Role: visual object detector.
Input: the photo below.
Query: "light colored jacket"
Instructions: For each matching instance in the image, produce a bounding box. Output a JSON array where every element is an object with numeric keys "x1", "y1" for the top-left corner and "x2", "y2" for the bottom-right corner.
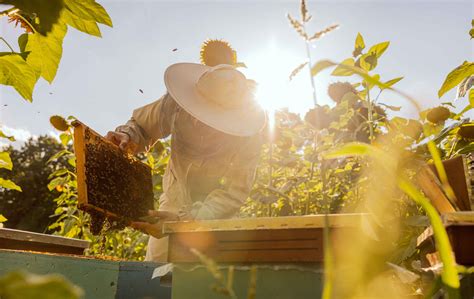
[{"x1": 116, "y1": 93, "x2": 263, "y2": 221}]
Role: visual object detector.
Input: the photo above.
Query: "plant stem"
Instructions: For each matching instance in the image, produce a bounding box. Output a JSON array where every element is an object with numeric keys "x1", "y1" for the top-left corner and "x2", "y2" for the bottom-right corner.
[
  {"x1": 303, "y1": 25, "x2": 318, "y2": 107},
  {"x1": 0, "y1": 37, "x2": 14, "y2": 52},
  {"x1": 366, "y1": 86, "x2": 375, "y2": 142}
]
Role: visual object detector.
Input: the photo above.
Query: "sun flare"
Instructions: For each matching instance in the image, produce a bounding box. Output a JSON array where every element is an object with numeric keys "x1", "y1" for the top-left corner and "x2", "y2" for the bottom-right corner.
[{"x1": 241, "y1": 43, "x2": 316, "y2": 122}]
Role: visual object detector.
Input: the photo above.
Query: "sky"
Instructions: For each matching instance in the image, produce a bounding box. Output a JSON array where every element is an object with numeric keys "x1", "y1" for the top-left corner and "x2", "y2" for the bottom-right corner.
[{"x1": 0, "y1": 0, "x2": 473, "y2": 146}]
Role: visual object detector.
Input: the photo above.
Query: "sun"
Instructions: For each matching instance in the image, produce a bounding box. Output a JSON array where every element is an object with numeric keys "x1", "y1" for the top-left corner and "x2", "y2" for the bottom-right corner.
[{"x1": 241, "y1": 43, "x2": 314, "y2": 117}]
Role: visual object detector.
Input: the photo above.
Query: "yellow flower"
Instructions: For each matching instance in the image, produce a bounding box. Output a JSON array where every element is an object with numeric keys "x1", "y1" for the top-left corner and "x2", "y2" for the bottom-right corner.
[{"x1": 200, "y1": 39, "x2": 237, "y2": 67}]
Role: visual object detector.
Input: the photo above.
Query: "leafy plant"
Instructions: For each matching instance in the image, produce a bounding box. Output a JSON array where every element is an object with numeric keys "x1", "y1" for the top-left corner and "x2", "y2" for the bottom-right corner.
[{"x1": 0, "y1": 0, "x2": 112, "y2": 101}]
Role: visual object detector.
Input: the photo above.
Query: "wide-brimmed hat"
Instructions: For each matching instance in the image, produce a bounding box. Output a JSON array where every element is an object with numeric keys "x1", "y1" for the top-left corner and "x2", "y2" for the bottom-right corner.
[{"x1": 164, "y1": 63, "x2": 266, "y2": 137}]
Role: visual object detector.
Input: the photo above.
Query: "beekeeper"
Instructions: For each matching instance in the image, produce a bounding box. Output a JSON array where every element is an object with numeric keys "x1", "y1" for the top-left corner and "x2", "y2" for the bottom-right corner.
[{"x1": 105, "y1": 62, "x2": 266, "y2": 262}]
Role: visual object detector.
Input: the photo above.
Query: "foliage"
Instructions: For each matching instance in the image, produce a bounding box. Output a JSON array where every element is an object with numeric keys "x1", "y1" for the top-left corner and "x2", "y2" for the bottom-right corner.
[
  {"x1": 0, "y1": 270, "x2": 83, "y2": 299},
  {"x1": 0, "y1": 136, "x2": 70, "y2": 232},
  {"x1": 0, "y1": 0, "x2": 112, "y2": 101}
]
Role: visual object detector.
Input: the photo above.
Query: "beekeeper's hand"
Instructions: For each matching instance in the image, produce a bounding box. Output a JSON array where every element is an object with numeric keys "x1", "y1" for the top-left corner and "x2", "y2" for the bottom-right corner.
[
  {"x1": 105, "y1": 131, "x2": 130, "y2": 151},
  {"x1": 131, "y1": 210, "x2": 179, "y2": 239}
]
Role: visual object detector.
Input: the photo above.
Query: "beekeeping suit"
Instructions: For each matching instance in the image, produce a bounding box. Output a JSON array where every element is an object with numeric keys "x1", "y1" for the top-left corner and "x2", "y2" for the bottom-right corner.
[{"x1": 115, "y1": 63, "x2": 266, "y2": 262}]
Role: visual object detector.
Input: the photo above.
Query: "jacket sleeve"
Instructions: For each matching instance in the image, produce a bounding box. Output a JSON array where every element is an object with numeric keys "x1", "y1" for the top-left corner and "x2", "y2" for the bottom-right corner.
[
  {"x1": 115, "y1": 93, "x2": 176, "y2": 153},
  {"x1": 188, "y1": 135, "x2": 263, "y2": 220}
]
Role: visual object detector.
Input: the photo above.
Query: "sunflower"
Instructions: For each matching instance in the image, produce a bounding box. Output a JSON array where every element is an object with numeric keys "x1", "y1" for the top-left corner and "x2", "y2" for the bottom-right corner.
[
  {"x1": 327, "y1": 82, "x2": 357, "y2": 103},
  {"x1": 200, "y1": 39, "x2": 237, "y2": 67},
  {"x1": 50, "y1": 115, "x2": 70, "y2": 132}
]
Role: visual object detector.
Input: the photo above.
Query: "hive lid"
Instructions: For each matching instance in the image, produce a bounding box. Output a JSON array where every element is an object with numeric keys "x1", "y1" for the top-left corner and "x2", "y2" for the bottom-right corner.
[
  {"x1": 163, "y1": 213, "x2": 368, "y2": 234},
  {"x1": 0, "y1": 228, "x2": 89, "y2": 249}
]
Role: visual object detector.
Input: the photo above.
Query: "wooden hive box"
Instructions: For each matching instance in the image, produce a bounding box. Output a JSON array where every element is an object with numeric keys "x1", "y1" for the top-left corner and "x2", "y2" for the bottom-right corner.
[
  {"x1": 73, "y1": 120, "x2": 154, "y2": 223},
  {"x1": 0, "y1": 249, "x2": 171, "y2": 299},
  {"x1": 417, "y1": 212, "x2": 474, "y2": 266},
  {"x1": 163, "y1": 213, "x2": 366, "y2": 263}
]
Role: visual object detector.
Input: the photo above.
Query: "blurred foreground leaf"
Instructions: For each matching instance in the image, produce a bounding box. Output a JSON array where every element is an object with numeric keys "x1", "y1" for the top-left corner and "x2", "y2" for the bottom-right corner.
[{"x1": 0, "y1": 271, "x2": 83, "y2": 299}]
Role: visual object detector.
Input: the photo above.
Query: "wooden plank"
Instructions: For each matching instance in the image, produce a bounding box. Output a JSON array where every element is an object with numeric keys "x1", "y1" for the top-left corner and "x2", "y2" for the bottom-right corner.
[
  {"x1": 417, "y1": 212, "x2": 474, "y2": 266},
  {"x1": 73, "y1": 121, "x2": 88, "y2": 208},
  {"x1": 430, "y1": 155, "x2": 472, "y2": 211},
  {"x1": 416, "y1": 166, "x2": 456, "y2": 213},
  {"x1": 0, "y1": 228, "x2": 88, "y2": 248},
  {"x1": 163, "y1": 213, "x2": 366, "y2": 233}
]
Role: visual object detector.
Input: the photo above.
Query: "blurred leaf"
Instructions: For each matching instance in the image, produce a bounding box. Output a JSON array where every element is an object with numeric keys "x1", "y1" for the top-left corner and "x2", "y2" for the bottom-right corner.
[
  {"x1": 352, "y1": 32, "x2": 365, "y2": 57},
  {"x1": 469, "y1": 89, "x2": 474, "y2": 107},
  {"x1": 0, "y1": 130, "x2": 15, "y2": 141},
  {"x1": 0, "y1": 53, "x2": 38, "y2": 101},
  {"x1": 0, "y1": 178, "x2": 22, "y2": 191},
  {"x1": 438, "y1": 61, "x2": 474, "y2": 98},
  {"x1": 0, "y1": 271, "x2": 83, "y2": 299},
  {"x1": 0, "y1": 151, "x2": 13, "y2": 170},
  {"x1": 62, "y1": 8, "x2": 101, "y2": 37},
  {"x1": 398, "y1": 178, "x2": 460, "y2": 295},
  {"x1": 323, "y1": 142, "x2": 373, "y2": 159},
  {"x1": 367, "y1": 41, "x2": 390, "y2": 58},
  {"x1": 383, "y1": 77, "x2": 404, "y2": 89},
  {"x1": 311, "y1": 60, "x2": 336, "y2": 76},
  {"x1": 25, "y1": 21, "x2": 67, "y2": 83},
  {"x1": 0, "y1": 0, "x2": 64, "y2": 35},
  {"x1": 289, "y1": 62, "x2": 308, "y2": 81},
  {"x1": 0, "y1": 214, "x2": 6, "y2": 222},
  {"x1": 331, "y1": 58, "x2": 355, "y2": 76},
  {"x1": 64, "y1": 0, "x2": 112, "y2": 27}
]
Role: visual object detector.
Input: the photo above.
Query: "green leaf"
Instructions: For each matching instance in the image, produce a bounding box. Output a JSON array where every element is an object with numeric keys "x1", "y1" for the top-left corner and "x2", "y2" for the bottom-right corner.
[
  {"x1": 0, "y1": 151, "x2": 13, "y2": 170},
  {"x1": 0, "y1": 214, "x2": 6, "y2": 222},
  {"x1": 18, "y1": 34, "x2": 28, "y2": 53},
  {"x1": 0, "y1": 0, "x2": 64, "y2": 35},
  {"x1": 311, "y1": 60, "x2": 336, "y2": 76},
  {"x1": 469, "y1": 89, "x2": 474, "y2": 107},
  {"x1": 438, "y1": 61, "x2": 474, "y2": 98},
  {"x1": 331, "y1": 58, "x2": 355, "y2": 76},
  {"x1": 352, "y1": 32, "x2": 365, "y2": 57},
  {"x1": 48, "y1": 176, "x2": 68, "y2": 191},
  {"x1": 323, "y1": 142, "x2": 373, "y2": 159},
  {"x1": 62, "y1": 8, "x2": 101, "y2": 37},
  {"x1": 64, "y1": 0, "x2": 113, "y2": 27},
  {"x1": 59, "y1": 132, "x2": 72, "y2": 146},
  {"x1": 0, "y1": 178, "x2": 22, "y2": 191},
  {"x1": 25, "y1": 21, "x2": 67, "y2": 83},
  {"x1": 383, "y1": 77, "x2": 404, "y2": 89},
  {"x1": 47, "y1": 149, "x2": 72, "y2": 163},
  {"x1": 0, "y1": 54, "x2": 38, "y2": 101},
  {"x1": 367, "y1": 41, "x2": 390, "y2": 58},
  {"x1": 359, "y1": 53, "x2": 377, "y2": 71}
]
